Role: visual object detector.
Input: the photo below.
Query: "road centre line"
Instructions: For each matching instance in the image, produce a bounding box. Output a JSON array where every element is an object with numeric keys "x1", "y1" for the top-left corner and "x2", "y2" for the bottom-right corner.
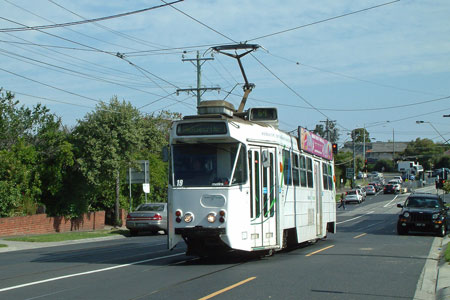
[
  {"x1": 0, "y1": 253, "x2": 184, "y2": 293},
  {"x1": 336, "y1": 211, "x2": 375, "y2": 225},
  {"x1": 198, "y1": 277, "x2": 256, "y2": 300},
  {"x1": 353, "y1": 233, "x2": 367, "y2": 239},
  {"x1": 305, "y1": 245, "x2": 335, "y2": 257},
  {"x1": 383, "y1": 195, "x2": 399, "y2": 207}
]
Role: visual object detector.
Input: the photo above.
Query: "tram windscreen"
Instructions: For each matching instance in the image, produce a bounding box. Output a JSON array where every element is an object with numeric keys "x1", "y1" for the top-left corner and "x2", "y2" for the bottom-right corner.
[{"x1": 172, "y1": 143, "x2": 247, "y2": 187}]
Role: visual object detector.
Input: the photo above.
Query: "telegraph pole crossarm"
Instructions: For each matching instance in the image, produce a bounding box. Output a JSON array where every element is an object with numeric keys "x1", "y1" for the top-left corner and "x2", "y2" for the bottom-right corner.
[{"x1": 177, "y1": 51, "x2": 221, "y2": 110}]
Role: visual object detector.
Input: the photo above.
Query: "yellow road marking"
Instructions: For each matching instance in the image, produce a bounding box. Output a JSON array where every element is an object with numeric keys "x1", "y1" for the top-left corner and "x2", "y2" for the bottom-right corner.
[
  {"x1": 305, "y1": 245, "x2": 334, "y2": 257},
  {"x1": 198, "y1": 277, "x2": 257, "y2": 300},
  {"x1": 354, "y1": 233, "x2": 367, "y2": 239}
]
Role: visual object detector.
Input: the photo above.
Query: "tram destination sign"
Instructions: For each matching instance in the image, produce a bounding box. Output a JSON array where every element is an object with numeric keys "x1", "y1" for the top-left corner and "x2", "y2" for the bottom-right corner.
[
  {"x1": 298, "y1": 127, "x2": 333, "y2": 161},
  {"x1": 177, "y1": 122, "x2": 227, "y2": 136}
]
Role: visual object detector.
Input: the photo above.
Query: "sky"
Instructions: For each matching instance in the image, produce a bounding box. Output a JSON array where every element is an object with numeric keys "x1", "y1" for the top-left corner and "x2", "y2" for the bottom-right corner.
[{"x1": 1, "y1": 0, "x2": 449, "y2": 147}]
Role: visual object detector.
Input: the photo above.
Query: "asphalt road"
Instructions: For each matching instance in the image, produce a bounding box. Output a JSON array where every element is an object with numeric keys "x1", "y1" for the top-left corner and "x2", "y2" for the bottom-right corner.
[{"x1": 0, "y1": 188, "x2": 439, "y2": 300}]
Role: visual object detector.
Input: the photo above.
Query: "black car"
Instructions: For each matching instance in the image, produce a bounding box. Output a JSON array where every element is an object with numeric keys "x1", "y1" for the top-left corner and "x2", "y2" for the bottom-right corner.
[
  {"x1": 397, "y1": 193, "x2": 449, "y2": 237},
  {"x1": 384, "y1": 184, "x2": 397, "y2": 194}
]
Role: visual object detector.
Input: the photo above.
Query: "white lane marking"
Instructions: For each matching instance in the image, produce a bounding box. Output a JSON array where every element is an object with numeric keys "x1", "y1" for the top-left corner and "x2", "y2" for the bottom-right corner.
[
  {"x1": 383, "y1": 195, "x2": 399, "y2": 208},
  {"x1": 336, "y1": 211, "x2": 375, "y2": 225},
  {"x1": 0, "y1": 253, "x2": 184, "y2": 293}
]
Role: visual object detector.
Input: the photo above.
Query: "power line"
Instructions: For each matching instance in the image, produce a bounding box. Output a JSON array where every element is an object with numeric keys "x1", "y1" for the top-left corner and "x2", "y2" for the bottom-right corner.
[
  {"x1": 2, "y1": 32, "x2": 161, "y2": 86},
  {"x1": 0, "y1": 67, "x2": 102, "y2": 104},
  {"x1": 265, "y1": 51, "x2": 445, "y2": 98},
  {"x1": 0, "y1": 48, "x2": 174, "y2": 99},
  {"x1": 0, "y1": 1, "x2": 183, "y2": 32},
  {"x1": 250, "y1": 53, "x2": 351, "y2": 132},
  {"x1": 3, "y1": 0, "x2": 142, "y2": 52},
  {"x1": 247, "y1": 0, "x2": 401, "y2": 42},
  {"x1": 8, "y1": 90, "x2": 117, "y2": 113},
  {"x1": 47, "y1": 0, "x2": 170, "y2": 50},
  {"x1": 161, "y1": 0, "x2": 236, "y2": 43}
]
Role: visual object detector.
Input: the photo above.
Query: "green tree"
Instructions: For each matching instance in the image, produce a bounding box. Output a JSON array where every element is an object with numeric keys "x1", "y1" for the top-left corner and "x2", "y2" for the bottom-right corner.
[
  {"x1": 72, "y1": 97, "x2": 145, "y2": 225},
  {"x1": 374, "y1": 159, "x2": 395, "y2": 172},
  {"x1": 401, "y1": 138, "x2": 443, "y2": 170},
  {"x1": 313, "y1": 120, "x2": 339, "y2": 143},
  {"x1": 351, "y1": 128, "x2": 370, "y2": 143},
  {"x1": 0, "y1": 140, "x2": 41, "y2": 216},
  {"x1": 334, "y1": 151, "x2": 354, "y2": 188}
]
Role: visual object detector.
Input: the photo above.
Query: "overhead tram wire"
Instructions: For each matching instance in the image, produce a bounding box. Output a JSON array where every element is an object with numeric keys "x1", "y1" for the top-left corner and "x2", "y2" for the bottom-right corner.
[
  {"x1": 226, "y1": 89, "x2": 450, "y2": 112},
  {"x1": 0, "y1": 67, "x2": 103, "y2": 104},
  {"x1": 8, "y1": 90, "x2": 118, "y2": 113},
  {"x1": 3, "y1": 0, "x2": 143, "y2": 52},
  {"x1": 0, "y1": 1, "x2": 184, "y2": 32},
  {"x1": 246, "y1": 0, "x2": 401, "y2": 42},
  {"x1": 0, "y1": 39, "x2": 101, "y2": 52},
  {"x1": 1, "y1": 36, "x2": 157, "y2": 88},
  {"x1": 250, "y1": 53, "x2": 350, "y2": 132},
  {"x1": 47, "y1": 0, "x2": 170, "y2": 51},
  {"x1": 161, "y1": 1, "x2": 356, "y2": 133},
  {"x1": 0, "y1": 49, "x2": 177, "y2": 99},
  {"x1": 1, "y1": 16, "x2": 191, "y2": 111},
  {"x1": 265, "y1": 51, "x2": 445, "y2": 98},
  {"x1": 2, "y1": 32, "x2": 163, "y2": 86}
]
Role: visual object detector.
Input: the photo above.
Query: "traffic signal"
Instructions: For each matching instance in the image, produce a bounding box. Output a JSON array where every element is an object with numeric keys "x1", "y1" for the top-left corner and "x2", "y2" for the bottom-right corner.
[
  {"x1": 364, "y1": 159, "x2": 368, "y2": 172},
  {"x1": 436, "y1": 178, "x2": 446, "y2": 189},
  {"x1": 332, "y1": 143, "x2": 338, "y2": 154}
]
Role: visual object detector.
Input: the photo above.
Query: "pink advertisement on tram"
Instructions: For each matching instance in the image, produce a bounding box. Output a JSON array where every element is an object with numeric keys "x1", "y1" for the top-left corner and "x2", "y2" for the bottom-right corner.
[{"x1": 298, "y1": 127, "x2": 333, "y2": 161}]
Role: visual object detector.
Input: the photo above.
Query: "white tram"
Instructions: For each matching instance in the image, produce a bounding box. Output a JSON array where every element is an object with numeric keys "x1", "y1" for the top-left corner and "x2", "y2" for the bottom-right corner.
[{"x1": 167, "y1": 101, "x2": 336, "y2": 256}]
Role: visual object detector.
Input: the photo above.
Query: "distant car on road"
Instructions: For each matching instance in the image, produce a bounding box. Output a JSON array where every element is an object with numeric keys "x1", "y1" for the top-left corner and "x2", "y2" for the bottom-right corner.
[
  {"x1": 397, "y1": 193, "x2": 448, "y2": 236},
  {"x1": 365, "y1": 185, "x2": 376, "y2": 195},
  {"x1": 384, "y1": 184, "x2": 398, "y2": 194},
  {"x1": 344, "y1": 189, "x2": 363, "y2": 204},
  {"x1": 126, "y1": 203, "x2": 168, "y2": 236}
]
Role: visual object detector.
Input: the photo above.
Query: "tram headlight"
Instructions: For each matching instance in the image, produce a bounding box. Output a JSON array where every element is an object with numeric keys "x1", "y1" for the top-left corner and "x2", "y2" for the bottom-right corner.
[
  {"x1": 184, "y1": 212, "x2": 194, "y2": 223},
  {"x1": 207, "y1": 212, "x2": 216, "y2": 223}
]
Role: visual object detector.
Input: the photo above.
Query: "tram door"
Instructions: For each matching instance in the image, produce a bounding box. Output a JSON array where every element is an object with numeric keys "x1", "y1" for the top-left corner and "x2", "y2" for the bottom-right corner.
[
  {"x1": 314, "y1": 161, "x2": 323, "y2": 237},
  {"x1": 249, "y1": 147, "x2": 277, "y2": 248}
]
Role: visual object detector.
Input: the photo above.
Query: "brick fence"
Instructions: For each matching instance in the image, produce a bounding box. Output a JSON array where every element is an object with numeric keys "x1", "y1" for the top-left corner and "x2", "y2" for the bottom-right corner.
[{"x1": 0, "y1": 211, "x2": 106, "y2": 238}]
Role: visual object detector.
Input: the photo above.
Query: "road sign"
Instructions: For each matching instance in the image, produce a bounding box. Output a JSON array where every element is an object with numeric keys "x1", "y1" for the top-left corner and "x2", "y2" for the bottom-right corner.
[
  {"x1": 127, "y1": 160, "x2": 149, "y2": 184},
  {"x1": 346, "y1": 167, "x2": 354, "y2": 179}
]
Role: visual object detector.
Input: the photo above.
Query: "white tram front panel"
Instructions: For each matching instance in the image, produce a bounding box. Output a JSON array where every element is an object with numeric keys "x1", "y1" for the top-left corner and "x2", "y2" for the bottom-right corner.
[{"x1": 167, "y1": 118, "x2": 336, "y2": 254}]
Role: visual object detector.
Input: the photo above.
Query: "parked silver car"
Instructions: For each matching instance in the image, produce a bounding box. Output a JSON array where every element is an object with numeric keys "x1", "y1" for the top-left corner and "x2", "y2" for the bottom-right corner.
[{"x1": 126, "y1": 203, "x2": 167, "y2": 236}]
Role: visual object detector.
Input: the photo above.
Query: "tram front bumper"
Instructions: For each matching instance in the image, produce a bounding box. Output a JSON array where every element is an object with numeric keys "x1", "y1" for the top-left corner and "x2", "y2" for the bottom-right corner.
[{"x1": 175, "y1": 227, "x2": 226, "y2": 236}]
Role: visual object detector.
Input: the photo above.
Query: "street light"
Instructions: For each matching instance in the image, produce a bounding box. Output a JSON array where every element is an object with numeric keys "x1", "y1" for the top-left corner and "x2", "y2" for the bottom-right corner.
[{"x1": 416, "y1": 121, "x2": 448, "y2": 144}]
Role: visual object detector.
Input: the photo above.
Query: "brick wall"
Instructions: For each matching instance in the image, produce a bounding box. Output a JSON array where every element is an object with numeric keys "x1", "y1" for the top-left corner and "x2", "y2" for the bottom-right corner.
[{"x1": 0, "y1": 211, "x2": 105, "y2": 238}]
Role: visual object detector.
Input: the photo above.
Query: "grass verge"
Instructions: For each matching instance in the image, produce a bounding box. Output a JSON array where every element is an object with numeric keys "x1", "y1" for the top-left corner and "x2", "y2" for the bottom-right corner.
[
  {"x1": 0, "y1": 244, "x2": 7, "y2": 248},
  {"x1": 445, "y1": 241, "x2": 450, "y2": 263},
  {"x1": 4, "y1": 229, "x2": 128, "y2": 243}
]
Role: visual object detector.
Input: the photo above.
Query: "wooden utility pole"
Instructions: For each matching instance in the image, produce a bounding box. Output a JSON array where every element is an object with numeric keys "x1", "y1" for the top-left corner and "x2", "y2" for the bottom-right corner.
[{"x1": 177, "y1": 51, "x2": 220, "y2": 111}]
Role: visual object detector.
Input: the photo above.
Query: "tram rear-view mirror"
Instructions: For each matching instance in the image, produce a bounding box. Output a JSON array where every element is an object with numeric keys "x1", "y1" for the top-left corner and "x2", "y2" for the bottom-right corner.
[{"x1": 162, "y1": 146, "x2": 169, "y2": 162}]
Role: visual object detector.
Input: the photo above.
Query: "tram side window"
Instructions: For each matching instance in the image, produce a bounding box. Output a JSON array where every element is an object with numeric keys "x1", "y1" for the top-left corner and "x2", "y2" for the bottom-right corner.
[
  {"x1": 300, "y1": 155, "x2": 307, "y2": 187},
  {"x1": 322, "y1": 163, "x2": 329, "y2": 190},
  {"x1": 328, "y1": 164, "x2": 334, "y2": 190},
  {"x1": 293, "y1": 154, "x2": 300, "y2": 186},
  {"x1": 283, "y1": 150, "x2": 292, "y2": 185},
  {"x1": 307, "y1": 157, "x2": 314, "y2": 188}
]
